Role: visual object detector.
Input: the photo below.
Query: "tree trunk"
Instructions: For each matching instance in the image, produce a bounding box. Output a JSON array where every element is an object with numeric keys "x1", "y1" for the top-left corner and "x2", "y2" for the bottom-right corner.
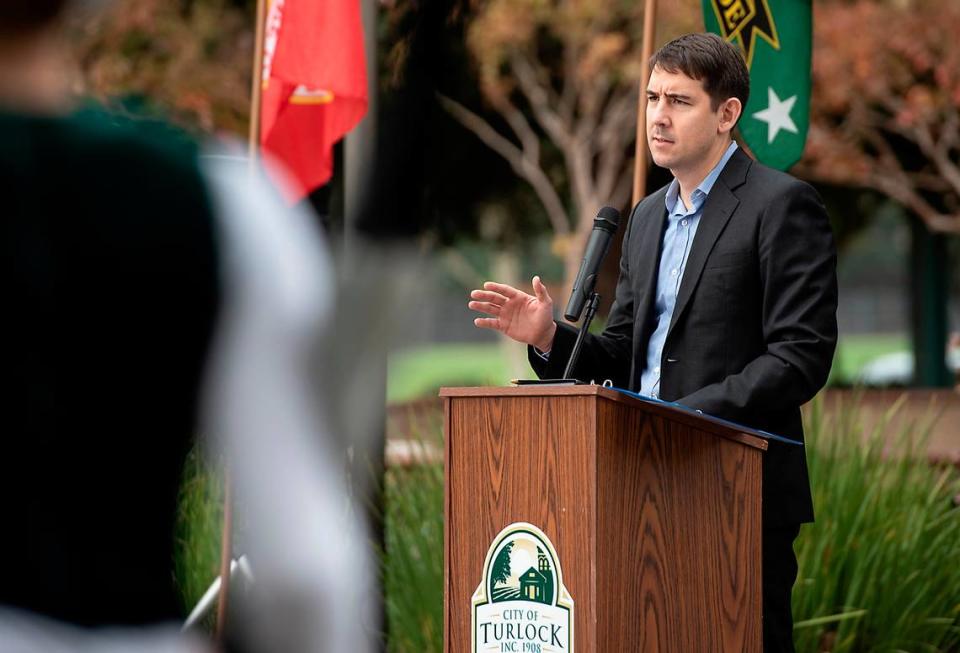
[{"x1": 560, "y1": 209, "x2": 601, "y2": 323}]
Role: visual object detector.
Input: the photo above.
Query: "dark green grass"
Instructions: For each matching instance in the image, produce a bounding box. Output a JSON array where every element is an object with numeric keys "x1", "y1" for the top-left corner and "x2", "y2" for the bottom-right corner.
[
  {"x1": 174, "y1": 447, "x2": 224, "y2": 628},
  {"x1": 386, "y1": 335, "x2": 910, "y2": 404},
  {"x1": 793, "y1": 395, "x2": 960, "y2": 652}
]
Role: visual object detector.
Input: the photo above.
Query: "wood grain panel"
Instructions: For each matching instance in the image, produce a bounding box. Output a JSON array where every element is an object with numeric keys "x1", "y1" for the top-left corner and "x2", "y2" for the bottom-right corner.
[
  {"x1": 445, "y1": 395, "x2": 598, "y2": 652},
  {"x1": 596, "y1": 399, "x2": 762, "y2": 652}
]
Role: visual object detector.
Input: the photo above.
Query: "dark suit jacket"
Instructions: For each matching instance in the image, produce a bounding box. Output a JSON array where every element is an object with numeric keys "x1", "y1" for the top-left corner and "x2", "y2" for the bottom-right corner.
[{"x1": 530, "y1": 147, "x2": 838, "y2": 527}]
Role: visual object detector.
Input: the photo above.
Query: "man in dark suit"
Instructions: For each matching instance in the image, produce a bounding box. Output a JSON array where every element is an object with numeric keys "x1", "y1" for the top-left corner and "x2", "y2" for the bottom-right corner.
[{"x1": 469, "y1": 33, "x2": 838, "y2": 652}]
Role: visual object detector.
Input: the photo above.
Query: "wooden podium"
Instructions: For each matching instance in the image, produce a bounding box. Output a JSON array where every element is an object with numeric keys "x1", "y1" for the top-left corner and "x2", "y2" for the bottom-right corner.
[{"x1": 441, "y1": 385, "x2": 768, "y2": 652}]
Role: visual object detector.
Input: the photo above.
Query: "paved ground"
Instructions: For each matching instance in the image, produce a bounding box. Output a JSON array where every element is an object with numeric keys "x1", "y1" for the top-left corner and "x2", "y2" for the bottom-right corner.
[
  {"x1": 386, "y1": 389, "x2": 960, "y2": 466},
  {"x1": 818, "y1": 388, "x2": 960, "y2": 460}
]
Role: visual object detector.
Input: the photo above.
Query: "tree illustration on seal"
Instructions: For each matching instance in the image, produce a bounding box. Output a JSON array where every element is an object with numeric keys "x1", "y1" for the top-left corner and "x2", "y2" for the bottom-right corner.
[{"x1": 491, "y1": 540, "x2": 513, "y2": 587}]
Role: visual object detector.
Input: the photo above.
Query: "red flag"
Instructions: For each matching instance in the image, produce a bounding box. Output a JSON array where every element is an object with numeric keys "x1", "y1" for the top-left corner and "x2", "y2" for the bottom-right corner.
[{"x1": 260, "y1": 0, "x2": 368, "y2": 202}]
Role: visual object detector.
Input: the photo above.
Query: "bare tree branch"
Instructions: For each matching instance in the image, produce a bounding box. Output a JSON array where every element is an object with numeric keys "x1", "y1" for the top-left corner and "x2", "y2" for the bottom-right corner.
[
  {"x1": 449, "y1": 3, "x2": 651, "y2": 287},
  {"x1": 594, "y1": 88, "x2": 636, "y2": 155},
  {"x1": 937, "y1": 106, "x2": 959, "y2": 157},
  {"x1": 574, "y1": 74, "x2": 611, "y2": 146},
  {"x1": 868, "y1": 173, "x2": 960, "y2": 234},
  {"x1": 595, "y1": 87, "x2": 636, "y2": 200},
  {"x1": 510, "y1": 52, "x2": 570, "y2": 147},
  {"x1": 799, "y1": 117, "x2": 960, "y2": 234},
  {"x1": 438, "y1": 93, "x2": 571, "y2": 237},
  {"x1": 510, "y1": 51, "x2": 607, "y2": 220},
  {"x1": 568, "y1": 139, "x2": 597, "y2": 218},
  {"x1": 911, "y1": 120, "x2": 960, "y2": 197},
  {"x1": 846, "y1": 104, "x2": 960, "y2": 233},
  {"x1": 492, "y1": 95, "x2": 541, "y2": 165},
  {"x1": 904, "y1": 171, "x2": 952, "y2": 192},
  {"x1": 559, "y1": 44, "x2": 579, "y2": 127},
  {"x1": 610, "y1": 165, "x2": 635, "y2": 213},
  {"x1": 441, "y1": 247, "x2": 486, "y2": 289}
]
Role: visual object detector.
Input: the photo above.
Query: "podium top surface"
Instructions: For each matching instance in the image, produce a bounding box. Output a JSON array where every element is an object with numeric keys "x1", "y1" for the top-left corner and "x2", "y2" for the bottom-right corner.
[{"x1": 439, "y1": 385, "x2": 768, "y2": 451}]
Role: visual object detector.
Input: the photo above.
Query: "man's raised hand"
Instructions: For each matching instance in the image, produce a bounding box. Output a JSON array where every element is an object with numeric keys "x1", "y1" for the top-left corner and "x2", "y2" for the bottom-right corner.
[{"x1": 468, "y1": 276, "x2": 557, "y2": 352}]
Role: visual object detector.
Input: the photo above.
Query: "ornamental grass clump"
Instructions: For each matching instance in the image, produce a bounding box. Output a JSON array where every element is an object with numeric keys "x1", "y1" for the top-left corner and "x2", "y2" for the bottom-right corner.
[
  {"x1": 384, "y1": 454, "x2": 444, "y2": 653},
  {"x1": 794, "y1": 394, "x2": 960, "y2": 652},
  {"x1": 174, "y1": 447, "x2": 225, "y2": 624}
]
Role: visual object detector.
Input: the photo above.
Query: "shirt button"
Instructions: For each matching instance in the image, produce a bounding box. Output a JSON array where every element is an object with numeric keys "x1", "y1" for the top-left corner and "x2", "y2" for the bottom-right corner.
[
  {"x1": 671, "y1": 269, "x2": 678, "y2": 277},
  {"x1": 654, "y1": 366, "x2": 660, "y2": 374},
  {"x1": 681, "y1": 219, "x2": 688, "y2": 227}
]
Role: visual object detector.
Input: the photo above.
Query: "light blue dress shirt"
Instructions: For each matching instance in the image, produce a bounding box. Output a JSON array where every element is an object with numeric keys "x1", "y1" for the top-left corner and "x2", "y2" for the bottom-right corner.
[{"x1": 639, "y1": 141, "x2": 739, "y2": 399}]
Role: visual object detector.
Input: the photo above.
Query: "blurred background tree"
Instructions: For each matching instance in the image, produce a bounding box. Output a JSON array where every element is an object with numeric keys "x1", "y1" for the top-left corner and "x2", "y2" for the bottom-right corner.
[
  {"x1": 70, "y1": 0, "x2": 253, "y2": 135},
  {"x1": 800, "y1": 0, "x2": 960, "y2": 235},
  {"x1": 440, "y1": 0, "x2": 701, "y2": 290},
  {"x1": 797, "y1": 0, "x2": 959, "y2": 385}
]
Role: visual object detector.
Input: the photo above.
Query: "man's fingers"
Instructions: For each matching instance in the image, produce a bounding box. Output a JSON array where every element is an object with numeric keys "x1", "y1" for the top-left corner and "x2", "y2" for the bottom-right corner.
[
  {"x1": 483, "y1": 281, "x2": 520, "y2": 298},
  {"x1": 468, "y1": 301, "x2": 501, "y2": 316},
  {"x1": 532, "y1": 275, "x2": 551, "y2": 302},
  {"x1": 474, "y1": 317, "x2": 501, "y2": 331},
  {"x1": 470, "y1": 289, "x2": 508, "y2": 305}
]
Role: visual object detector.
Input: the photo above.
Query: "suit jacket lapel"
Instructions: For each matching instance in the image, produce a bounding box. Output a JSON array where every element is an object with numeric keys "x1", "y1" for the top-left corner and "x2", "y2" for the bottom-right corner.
[
  {"x1": 631, "y1": 189, "x2": 668, "y2": 343},
  {"x1": 666, "y1": 148, "x2": 751, "y2": 340}
]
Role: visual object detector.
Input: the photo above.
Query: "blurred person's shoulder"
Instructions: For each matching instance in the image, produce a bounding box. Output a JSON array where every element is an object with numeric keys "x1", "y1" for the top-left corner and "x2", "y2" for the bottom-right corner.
[
  {"x1": 66, "y1": 106, "x2": 210, "y2": 201},
  {"x1": 0, "y1": 104, "x2": 198, "y2": 168},
  {"x1": 0, "y1": 105, "x2": 222, "y2": 308},
  {"x1": 67, "y1": 107, "x2": 221, "y2": 258},
  {"x1": 0, "y1": 105, "x2": 210, "y2": 216},
  {"x1": 65, "y1": 105, "x2": 202, "y2": 167}
]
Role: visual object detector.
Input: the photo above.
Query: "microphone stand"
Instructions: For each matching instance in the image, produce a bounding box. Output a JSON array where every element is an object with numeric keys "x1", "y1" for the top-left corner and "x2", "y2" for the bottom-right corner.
[{"x1": 563, "y1": 291, "x2": 601, "y2": 380}]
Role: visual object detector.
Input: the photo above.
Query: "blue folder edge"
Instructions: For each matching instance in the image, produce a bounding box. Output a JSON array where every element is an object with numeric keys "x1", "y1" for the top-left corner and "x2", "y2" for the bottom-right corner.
[{"x1": 608, "y1": 386, "x2": 803, "y2": 447}]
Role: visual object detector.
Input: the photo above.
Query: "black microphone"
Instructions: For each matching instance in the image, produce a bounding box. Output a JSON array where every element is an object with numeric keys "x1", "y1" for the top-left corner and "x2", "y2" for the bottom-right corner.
[{"x1": 563, "y1": 206, "x2": 621, "y2": 321}]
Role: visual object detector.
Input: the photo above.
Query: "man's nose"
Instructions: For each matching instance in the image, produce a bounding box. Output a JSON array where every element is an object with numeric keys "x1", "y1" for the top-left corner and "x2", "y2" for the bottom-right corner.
[{"x1": 648, "y1": 102, "x2": 669, "y2": 126}]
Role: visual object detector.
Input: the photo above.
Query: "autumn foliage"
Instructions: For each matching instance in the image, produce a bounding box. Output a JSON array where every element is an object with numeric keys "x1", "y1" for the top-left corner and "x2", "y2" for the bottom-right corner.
[
  {"x1": 70, "y1": 0, "x2": 960, "y2": 238},
  {"x1": 70, "y1": 0, "x2": 253, "y2": 135},
  {"x1": 802, "y1": 0, "x2": 960, "y2": 233}
]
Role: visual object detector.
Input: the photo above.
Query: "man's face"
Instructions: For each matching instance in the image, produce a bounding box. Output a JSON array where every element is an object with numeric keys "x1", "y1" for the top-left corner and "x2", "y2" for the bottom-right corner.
[{"x1": 646, "y1": 66, "x2": 730, "y2": 177}]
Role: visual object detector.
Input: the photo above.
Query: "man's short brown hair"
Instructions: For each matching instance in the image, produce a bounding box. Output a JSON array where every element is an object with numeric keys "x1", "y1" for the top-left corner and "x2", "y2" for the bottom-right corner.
[{"x1": 650, "y1": 33, "x2": 750, "y2": 115}]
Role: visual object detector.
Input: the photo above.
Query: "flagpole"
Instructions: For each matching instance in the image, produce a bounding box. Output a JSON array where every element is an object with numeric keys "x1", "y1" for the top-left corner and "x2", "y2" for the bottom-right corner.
[
  {"x1": 632, "y1": 0, "x2": 658, "y2": 206},
  {"x1": 248, "y1": 0, "x2": 268, "y2": 162},
  {"x1": 215, "y1": 468, "x2": 234, "y2": 642},
  {"x1": 213, "y1": 0, "x2": 268, "y2": 642}
]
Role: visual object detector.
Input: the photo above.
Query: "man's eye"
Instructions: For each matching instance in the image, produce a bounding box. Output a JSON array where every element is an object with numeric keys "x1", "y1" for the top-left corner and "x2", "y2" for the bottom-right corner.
[{"x1": 671, "y1": 98, "x2": 687, "y2": 105}]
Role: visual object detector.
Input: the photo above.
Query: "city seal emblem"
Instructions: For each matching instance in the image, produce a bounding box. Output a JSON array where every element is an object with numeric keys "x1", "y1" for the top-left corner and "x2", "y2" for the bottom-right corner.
[{"x1": 472, "y1": 522, "x2": 574, "y2": 652}]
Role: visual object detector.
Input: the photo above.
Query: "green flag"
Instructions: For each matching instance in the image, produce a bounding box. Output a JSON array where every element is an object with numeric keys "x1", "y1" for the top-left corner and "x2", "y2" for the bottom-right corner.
[{"x1": 702, "y1": 0, "x2": 811, "y2": 170}]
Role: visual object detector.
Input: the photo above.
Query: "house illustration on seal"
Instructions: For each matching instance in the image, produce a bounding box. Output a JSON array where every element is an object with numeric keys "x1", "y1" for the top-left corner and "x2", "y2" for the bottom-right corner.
[
  {"x1": 519, "y1": 567, "x2": 547, "y2": 601},
  {"x1": 491, "y1": 541, "x2": 555, "y2": 605},
  {"x1": 519, "y1": 547, "x2": 556, "y2": 603}
]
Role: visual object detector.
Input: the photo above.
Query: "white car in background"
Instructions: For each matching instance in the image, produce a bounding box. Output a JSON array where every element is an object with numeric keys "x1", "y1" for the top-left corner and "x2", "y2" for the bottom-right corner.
[{"x1": 859, "y1": 347, "x2": 960, "y2": 386}]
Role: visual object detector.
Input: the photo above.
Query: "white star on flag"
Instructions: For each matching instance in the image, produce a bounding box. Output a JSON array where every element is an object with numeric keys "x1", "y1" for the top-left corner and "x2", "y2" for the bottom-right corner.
[{"x1": 752, "y1": 87, "x2": 799, "y2": 144}]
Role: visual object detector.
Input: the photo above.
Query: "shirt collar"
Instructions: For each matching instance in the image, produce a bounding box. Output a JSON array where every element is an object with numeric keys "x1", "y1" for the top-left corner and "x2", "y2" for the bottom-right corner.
[{"x1": 664, "y1": 140, "x2": 739, "y2": 215}]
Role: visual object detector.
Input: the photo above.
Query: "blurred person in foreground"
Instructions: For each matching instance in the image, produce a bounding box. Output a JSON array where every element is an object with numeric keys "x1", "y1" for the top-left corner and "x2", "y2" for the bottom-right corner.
[
  {"x1": 469, "y1": 33, "x2": 837, "y2": 652},
  {"x1": 0, "y1": 1, "x2": 373, "y2": 650}
]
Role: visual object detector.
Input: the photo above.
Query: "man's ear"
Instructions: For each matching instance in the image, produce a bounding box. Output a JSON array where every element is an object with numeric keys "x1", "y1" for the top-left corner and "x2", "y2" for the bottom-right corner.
[{"x1": 718, "y1": 97, "x2": 743, "y2": 135}]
